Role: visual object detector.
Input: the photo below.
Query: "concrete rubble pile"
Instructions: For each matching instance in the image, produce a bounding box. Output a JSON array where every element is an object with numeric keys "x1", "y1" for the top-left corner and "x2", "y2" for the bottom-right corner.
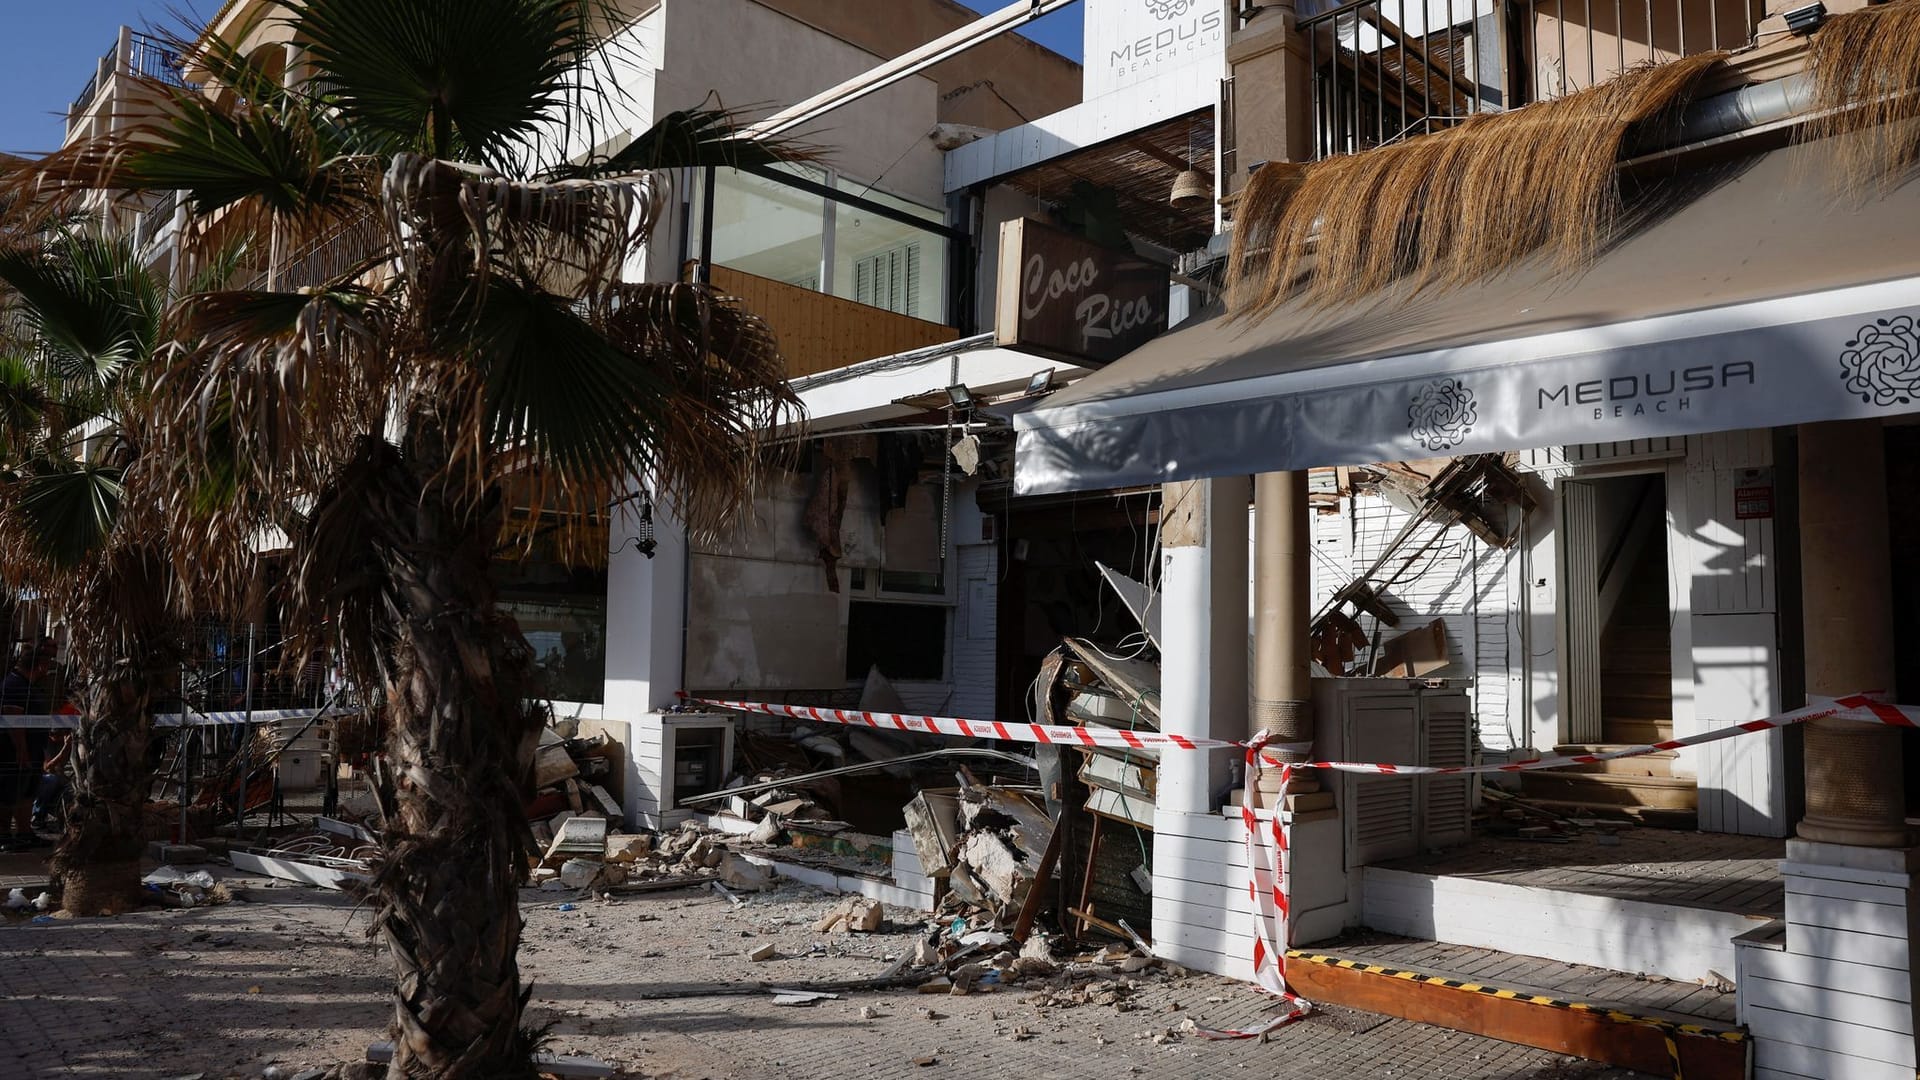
[
  {"x1": 524, "y1": 723, "x2": 624, "y2": 849},
  {"x1": 531, "y1": 820, "x2": 781, "y2": 895},
  {"x1": 891, "y1": 910, "x2": 1187, "y2": 1004}
]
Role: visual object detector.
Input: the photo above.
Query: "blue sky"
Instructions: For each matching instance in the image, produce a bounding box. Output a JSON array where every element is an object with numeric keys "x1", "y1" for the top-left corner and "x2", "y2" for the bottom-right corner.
[
  {"x1": 957, "y1": 1, "x2": 1084, "y2": 63},
  {"x1": 0, "y1": 2, "x2": 212, "y2": 157},
  {"x1": 0, "y1": 2, "x2": 1082, "y2": 156}
]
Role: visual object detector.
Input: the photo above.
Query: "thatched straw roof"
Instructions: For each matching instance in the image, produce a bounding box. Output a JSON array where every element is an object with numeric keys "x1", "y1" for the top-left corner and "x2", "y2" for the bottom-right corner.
[
  {"x1": 1806, "y1": 0, "x2": 1920, "y2": 193},
  {"x1": 1226, "y1": 51, "x2": 1726, "y2": 319}
]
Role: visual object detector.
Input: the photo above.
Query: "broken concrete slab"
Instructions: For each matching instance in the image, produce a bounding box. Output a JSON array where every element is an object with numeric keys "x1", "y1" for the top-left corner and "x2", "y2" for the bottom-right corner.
[
  {"x1": 558, "y1": 859, "x2": 604, "y2": 889},
  {"x1": 543, "y1": 815, "x2": 608, "y2": 866},
  {"x1": 749, "y1": 943, "x2": 778, "y2": 962},
  {"x1": 603, "y1": 834, "x2": 652, "y2": 864},
  {"x1": 718, "y1": 852, "x2": 776, "y2": 892}
]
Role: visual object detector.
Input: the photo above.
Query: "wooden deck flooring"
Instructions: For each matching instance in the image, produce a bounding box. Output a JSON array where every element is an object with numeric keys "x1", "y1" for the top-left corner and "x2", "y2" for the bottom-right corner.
[{"x1": 1378, "y1": 828, "x2": 1784, "y2": 917}]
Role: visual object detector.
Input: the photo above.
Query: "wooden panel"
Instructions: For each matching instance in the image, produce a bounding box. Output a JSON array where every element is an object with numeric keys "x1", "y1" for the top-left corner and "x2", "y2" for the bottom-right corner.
[
  {"x1": 1692, "y1": 613, "x2": 1787, "y2": 836},
  {"x1": 708, "y1": 265, "x2": 959, "y2": 379},
  {"x1": 1284, "y1": 957, "x2": 1746, "y2": 1079},
  {"x1": 1751, "y1": 1039, "x2": 1916, "y2": 1080},
  {"x1": 1743, "y1": 977, "x2": 1914, "y2": 1036},
  {"x1": 1685, "y1": 431, "x2": 1776, "y2": 617},
  {"x1": 1561, "y1": 479, "x2": 1604, "y2": 743},
  {"x1": 1422, "y1": 696, "x2": 1474, "y2": 848},
  {"x1": 1745, "y1": 1005, "x2": 1915, "y2": 1069}
]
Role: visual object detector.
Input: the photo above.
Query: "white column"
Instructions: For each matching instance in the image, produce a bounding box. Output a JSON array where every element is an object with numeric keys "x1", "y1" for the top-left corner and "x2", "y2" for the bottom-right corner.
[
  {"x1": 603, "y1": 494, "x2": 686, "y2": 716},
  {"x1": 1155, "y1": 477, "x2": 1250, "y2": 814}
]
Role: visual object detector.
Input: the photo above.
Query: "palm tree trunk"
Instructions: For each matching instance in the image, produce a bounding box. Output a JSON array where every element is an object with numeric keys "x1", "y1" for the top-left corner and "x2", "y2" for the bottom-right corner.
[
  {"x1": 376, "y1": 420, "x2": 545, "y2": 1080},
  {"x1": 55, "y1": 660, "x2": 164, "y2": 916}
]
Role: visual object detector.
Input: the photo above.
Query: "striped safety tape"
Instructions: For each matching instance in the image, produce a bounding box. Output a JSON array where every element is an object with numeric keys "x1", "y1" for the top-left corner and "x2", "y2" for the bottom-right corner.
[
  {"x1": 682, "y1": 693, "x2": 1920, "y2": 776},
  {"x1": 681, "y1": 690, "x2": 1918, "y2": 1026}
]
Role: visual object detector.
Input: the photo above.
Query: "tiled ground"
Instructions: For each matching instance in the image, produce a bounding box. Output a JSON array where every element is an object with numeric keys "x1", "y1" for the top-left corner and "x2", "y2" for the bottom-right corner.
[
  {"x1": 1378, "y1": 828, "x2": 1785, "y2": 916},
  {"x1": 0, "y1": 867, "x2": 1651, "y2": 1080}
]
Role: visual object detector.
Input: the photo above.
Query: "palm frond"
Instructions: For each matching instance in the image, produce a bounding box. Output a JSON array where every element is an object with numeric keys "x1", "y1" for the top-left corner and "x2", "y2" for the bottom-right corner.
[
  {"x1": 289, "y1": 0, "x2": 608, "y2": 166},
  {"x1": 466, "y1": 278, "x2": 672, "y2": 487},
  {"x1": 383, "y1": 154, "x2": 663, "y2": 303},
  {"x1": 14, "y1": 464, "x2": 125, "y2": 569},
  {"x1": 600, "y1": 282, "x2": 801, "y2": 541},
  {"x1": 0, "y1": 230, "x2": 163, "y2": 390},
  {"x1": 162, "y1": 284, "x2": 387, "y2": 493},
  {"x1": 0, "y1": 354, "x2": 51, "y2": 443}
]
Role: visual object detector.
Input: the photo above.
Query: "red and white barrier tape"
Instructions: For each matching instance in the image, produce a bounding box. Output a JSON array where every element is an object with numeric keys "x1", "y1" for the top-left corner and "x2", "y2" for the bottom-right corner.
[
  {"x1": 681, "y1": 693, "x2": 1920, "y2": 774},
  {"x1": 680, "y1": 695, "x2": 1232, "y2": 752},
  {"x1": 680, "y1": 690, "x2": 1918, "y2": 1033}
]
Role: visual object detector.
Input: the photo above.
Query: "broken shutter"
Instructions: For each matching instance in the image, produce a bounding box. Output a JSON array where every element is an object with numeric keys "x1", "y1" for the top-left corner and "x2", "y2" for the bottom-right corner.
[
  {"x1": 1347, "y1": 698, "x2": 1421, "y2": 864},
  {"x1": 1421, "y1": 695, "x2": 1474, "y2": 848}
]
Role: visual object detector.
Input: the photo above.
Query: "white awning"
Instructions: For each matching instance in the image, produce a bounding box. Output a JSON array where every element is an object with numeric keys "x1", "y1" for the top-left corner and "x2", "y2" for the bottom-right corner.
[{"x1": 1016, "y1": 147, "x2": 1920, "y2": 494}]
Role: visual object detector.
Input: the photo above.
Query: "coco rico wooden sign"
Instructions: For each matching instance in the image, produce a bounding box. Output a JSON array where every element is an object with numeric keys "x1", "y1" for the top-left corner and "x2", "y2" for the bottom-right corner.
[{"x1": 994, "y1": 217, "x2": 1170, "y2": 368}]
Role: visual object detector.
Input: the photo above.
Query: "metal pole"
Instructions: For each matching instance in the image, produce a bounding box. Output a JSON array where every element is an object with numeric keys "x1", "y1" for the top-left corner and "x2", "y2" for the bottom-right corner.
[
  {"x1": 234, "y1": 623, "x2": 257, "y2": 834},
  {"x1": 177, "y1": 663, "x2": 189, "y2": 843}
]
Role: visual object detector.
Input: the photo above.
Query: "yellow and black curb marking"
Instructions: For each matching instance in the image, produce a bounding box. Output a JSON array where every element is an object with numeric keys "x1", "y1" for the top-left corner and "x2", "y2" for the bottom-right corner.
[{"x1": 1286, "y1": 950, "x2": 1747, "y2": 1078}]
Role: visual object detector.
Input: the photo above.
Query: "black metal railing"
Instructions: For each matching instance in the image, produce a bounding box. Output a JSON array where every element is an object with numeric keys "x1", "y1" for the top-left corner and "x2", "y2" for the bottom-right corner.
[
  {"x1": 1301, "y1": 0, "x2": 1762, "y2": 158},
  {"x1": 135, "y1": 189, "x2": 181, "y2": 250},
  {"x1": 128, "y1": 31, "x2": 190, "y2": 88},
  {"x1": 69, "y1": 31, "x2": 191, "y2": 121}
]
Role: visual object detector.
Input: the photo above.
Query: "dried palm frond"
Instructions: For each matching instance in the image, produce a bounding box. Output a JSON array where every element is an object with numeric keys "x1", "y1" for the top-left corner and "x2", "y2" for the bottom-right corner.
[
  {"x1": 1804, "y1": 0, "x2": 1920, "y2": 193},
  {"x1": 1227, "y1": 52, "x2": 1726, "y2": 319}
]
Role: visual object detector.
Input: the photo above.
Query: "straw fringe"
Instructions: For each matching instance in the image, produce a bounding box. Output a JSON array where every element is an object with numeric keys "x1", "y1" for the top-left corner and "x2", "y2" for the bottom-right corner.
[
  {"x1": 1805, "y1": 0, "x2": 1920, "y2": 194},
  {"x1": 1227, "y1": 52, "x2": 1725, "y2": 319}
]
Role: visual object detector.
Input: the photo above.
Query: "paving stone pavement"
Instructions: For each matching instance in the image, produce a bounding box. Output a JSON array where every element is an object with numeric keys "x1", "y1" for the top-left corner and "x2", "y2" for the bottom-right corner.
[{"x1": 0, "y1": 870, "x2": 1651, "y2": 1080}]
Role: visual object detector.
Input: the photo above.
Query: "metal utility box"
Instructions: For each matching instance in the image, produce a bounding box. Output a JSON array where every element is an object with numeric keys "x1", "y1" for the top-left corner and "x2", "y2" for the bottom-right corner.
[
  {"x1": 658, "y1": 713, "x2": 735, "y2": 811},
  {"x1": 1311, "y1": 678, "x2": 1474, "y2": 866}
]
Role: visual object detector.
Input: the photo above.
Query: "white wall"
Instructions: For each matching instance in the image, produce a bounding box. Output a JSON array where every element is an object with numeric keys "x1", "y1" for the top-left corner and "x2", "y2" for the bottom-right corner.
[{"x1": 1307, "y1": 485, "x2": 1519, "y2": 751}]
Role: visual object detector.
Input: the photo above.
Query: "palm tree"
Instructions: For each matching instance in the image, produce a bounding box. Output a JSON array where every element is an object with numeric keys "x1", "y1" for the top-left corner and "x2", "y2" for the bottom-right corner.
[
  {"x1": 0, "y1": 225, "x2": 182, "y2": 914},
  {"x1": 18, "y1": 2, "x2": 803, "y2": 1074}
]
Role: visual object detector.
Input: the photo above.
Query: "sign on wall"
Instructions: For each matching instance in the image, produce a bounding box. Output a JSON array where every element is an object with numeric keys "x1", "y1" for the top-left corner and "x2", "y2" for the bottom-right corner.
[
  {"x1": 1083, "y1": 0, "x2": 1228, "y2": 98},
  {"x1": 994, "y1": 218, "x2": 1171, "y2": 368}
]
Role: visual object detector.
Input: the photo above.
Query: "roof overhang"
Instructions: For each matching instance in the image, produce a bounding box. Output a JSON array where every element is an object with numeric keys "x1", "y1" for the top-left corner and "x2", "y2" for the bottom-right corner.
[{"x1": 1016, "y1": 146, "x2": 1920, "y2": 494}]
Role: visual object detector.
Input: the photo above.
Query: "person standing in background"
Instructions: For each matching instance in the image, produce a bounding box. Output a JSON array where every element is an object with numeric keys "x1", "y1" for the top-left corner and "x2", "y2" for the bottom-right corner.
[{"x1": 0, "y1": 640, "x2": 58, "y2": 850}]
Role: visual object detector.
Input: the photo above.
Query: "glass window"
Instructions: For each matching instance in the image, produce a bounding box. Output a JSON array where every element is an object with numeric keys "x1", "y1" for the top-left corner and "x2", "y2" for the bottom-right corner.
[
  {"x1": 707, "y1": 164, "x2": 828, "y2": 290},
  {"x1": 697, "y1": 167, "x2": 950, "y2": 324},
  {"x1": 492, "y1": 519, "x2": 609, "y2": 705},
  {"x1": 831, "y1": 186, "x2": 947, "y2": 323}
]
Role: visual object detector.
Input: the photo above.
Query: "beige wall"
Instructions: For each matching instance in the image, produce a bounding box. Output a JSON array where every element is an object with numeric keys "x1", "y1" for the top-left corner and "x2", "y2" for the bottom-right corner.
[
  {"x1": 659, "y1": 0, "x2": 949, "y2": 201},
  {"x1": 753, "y1": 0, "x2": 1083, "y2": 129}
]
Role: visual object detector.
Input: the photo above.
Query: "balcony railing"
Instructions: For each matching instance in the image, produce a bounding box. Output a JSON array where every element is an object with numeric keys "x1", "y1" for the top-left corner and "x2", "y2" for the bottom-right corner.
[
  {"x1": 69, "y1": 31, "x2": 192, "y2": 120},
  {"x1": 128, "y1": 31, "x2": 190, "y2": 87},
  {"x1": 1300, "y1": 0, "x2": 1761, "y2": 158},
  {"x1": 135, "y1": 189, "x2": 181, "y2": 250}
]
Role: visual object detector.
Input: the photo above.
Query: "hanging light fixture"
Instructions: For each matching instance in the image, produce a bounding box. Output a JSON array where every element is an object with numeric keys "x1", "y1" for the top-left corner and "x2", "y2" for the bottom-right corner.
[
  {"x1": 1169, "y1": 126, "x2": 1210, "y2": 210},
  {"x1": 635, "y1": 494, "x2": 657, "y2": 559}
]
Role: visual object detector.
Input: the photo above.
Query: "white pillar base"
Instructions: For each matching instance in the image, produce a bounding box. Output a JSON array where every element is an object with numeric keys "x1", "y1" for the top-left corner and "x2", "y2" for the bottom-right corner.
[{"x1": 1737, "y1": 841, "x2": 1920, "y2": 1080}]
